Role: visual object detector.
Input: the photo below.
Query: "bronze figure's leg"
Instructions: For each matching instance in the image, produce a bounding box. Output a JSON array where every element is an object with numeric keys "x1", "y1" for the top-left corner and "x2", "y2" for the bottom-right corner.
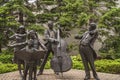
[
  {"x1": 29, "y1": 65, "x2": 33, "y2": 80},
  {"x1": 38, "y1": 50, "x2": 51, "y2": 75},
  {"x1": 85, "y1": 46, "x2": 100, "y2": 80},
  {"x1": 88, "y1": 52, "x2": 100, "y2": 80},
  {"x1": 80, "y1": 46, "x2": 90, "y2": 80},
  {"x1": 18, "y1": 60, "x2": 24, "y2": 77},
  {"x1": 23, "y1": 63, "x2": 29, "y2": 80},
  {"x1": 33, "y1": 62, "x2": 37, "y2": 80},
  {"x1": 18, "y1": 63, "x2": 22, "y2": 77}
]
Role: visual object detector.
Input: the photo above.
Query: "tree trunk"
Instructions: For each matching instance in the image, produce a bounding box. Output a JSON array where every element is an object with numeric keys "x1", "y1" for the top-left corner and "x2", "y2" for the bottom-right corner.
[{"x1": 19, "y1": 12, "x2": 24, "y2": 25}]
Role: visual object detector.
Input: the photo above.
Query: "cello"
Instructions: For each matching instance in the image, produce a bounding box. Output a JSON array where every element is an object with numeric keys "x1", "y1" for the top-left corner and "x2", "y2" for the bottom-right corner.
[{"x1": 50, "y1": 27, "x2": 72, "y2": 73}]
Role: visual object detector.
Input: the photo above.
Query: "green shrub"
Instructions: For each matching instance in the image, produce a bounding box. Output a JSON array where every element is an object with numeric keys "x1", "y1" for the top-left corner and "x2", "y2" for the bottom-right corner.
[
  {"x1": 0, "y1": 53, "x2": 120, "y2": 74},
  {"x1": 45, "y1": 60, "x2": 50, "y2": 69},
  {"x1": 0, "y1": 50, "x2": 17, "y2": 74},
  {"x1": 0, "y1": 50, "x2": 13, "y2": 63},
  {"x1": 1, "y1": 49, "x2": 13, "y2": 55},
  {"x1": 71, "y1": 55, "x2": 84, "y2": 70},
  {"x1": 0, "y1": 54, "x2": 13, "y2": 63},
  {"x1": 0, "y1": 63, "x2": 17, "y2": 74},
  {"x1": 71, "y1": 55, "x2": 120, "y2": 74},
  {"x1": 95, "y1": 59, "x2": 120, "y2": 74}
]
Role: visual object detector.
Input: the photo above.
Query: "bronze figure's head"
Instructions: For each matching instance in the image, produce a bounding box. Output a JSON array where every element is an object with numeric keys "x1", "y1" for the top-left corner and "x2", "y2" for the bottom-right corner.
[
  {"x1": 48, "y1": 21, "x2": 53, "y2": 30},
  {"x1": 89, "y1": 23, "x2": 97, "y2": 31},
  {"x1": 17, "y1": 25, "x2": 26, "y2": 34}
]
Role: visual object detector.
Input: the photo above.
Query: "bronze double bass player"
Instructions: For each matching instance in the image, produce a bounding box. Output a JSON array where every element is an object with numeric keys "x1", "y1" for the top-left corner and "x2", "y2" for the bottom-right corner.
[{"x1": 50, "y1": 26, "x2": 72, "y2": 75}]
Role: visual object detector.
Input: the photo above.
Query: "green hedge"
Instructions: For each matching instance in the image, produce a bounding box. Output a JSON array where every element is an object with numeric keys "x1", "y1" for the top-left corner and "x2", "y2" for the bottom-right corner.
[
  {"x1": 95, "y1": 59, "x2": 120, "y2": 74},
  {"x1": 71, "y1": 55, "x2": 120, "y2": 74},
  {"x1": 0, "y1": 62, "x2": 17, "y2": 74},
  {"x1": 0, "y1": 50, "x2": 13, "y2": 63},
  {"x1": 0, "y1": 54, "x2": 13, "y2": 63},
  {"x1": 1, "y1": 50, "x2": 120, "y2": 74},
  {"x1": 71, "y1": 55, "x2": 84, "y2": 70}
]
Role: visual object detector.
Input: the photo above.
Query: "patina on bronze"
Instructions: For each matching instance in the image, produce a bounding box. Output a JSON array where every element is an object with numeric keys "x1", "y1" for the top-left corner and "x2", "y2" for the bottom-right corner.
[
  {"x1": 75, "y1": 23, "x2": 100, "y2": 80},
  {"x1": 17, "y1": 30, "x2": 46, "y2": 80},
  {"x1": 50, "y1": 26, "x2": 72, "y2": 75},
  {"x1": 8, "y1": 25, "x2": 27, "y2": 77},
  {"x1": 38, "y1": 21, "x2": 57, "y2": 75},
  {"x1": 8, "y1": 28, "x2": 46, "y2": 80}
]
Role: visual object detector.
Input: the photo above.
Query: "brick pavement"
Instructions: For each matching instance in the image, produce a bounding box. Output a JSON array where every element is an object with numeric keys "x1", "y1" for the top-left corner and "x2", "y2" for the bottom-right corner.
[{"x1": 0, "y1": 69, "x2": 120, "y2": 80}]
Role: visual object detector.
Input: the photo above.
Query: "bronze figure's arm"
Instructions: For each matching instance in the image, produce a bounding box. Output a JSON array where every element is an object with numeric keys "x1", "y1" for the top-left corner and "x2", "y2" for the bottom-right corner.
[
  {"x1": 44, "y1": 30, "x2": 49, "y2": 40},
  {"x1": 8, "y1": 42, "x2": 28, "y2": 48},
  {"x1": 75, "y1": 34, "x2": 83, "y2": 39},
  {"x1": 44, "y1": 30, "x2": 58, "y2": 43},
  {"x1": 90, "y1": 30, "x2": 98, "y2": 46},
  {"x1": 9, "y1": 34, "x2": 16, "y2": 40},
  {"x1": 16, "y1": 33, "x2": 27, "y2": 37},
  {"x1": 75, "y1": 31, "x2": 89, "y2": 40},
  {"x1": 38, "y1": 39, "x2": 47, "y2": 51}
]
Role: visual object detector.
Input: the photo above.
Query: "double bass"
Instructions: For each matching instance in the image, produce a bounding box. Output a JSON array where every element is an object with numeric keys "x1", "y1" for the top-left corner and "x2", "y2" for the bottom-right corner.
[{"x1": 50, "y1": 27, "x2": 72, "y2": 73}]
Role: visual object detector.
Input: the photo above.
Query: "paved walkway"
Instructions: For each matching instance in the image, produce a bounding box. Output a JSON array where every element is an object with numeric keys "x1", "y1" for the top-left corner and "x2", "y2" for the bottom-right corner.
[{"x1": 0, "y1": 69, "x2": 120, "y2": 80}]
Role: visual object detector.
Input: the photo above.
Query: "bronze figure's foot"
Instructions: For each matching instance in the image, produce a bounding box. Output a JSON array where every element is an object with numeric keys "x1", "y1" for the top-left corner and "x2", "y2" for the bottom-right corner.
[
  {"x1": 55, "y1": 72, "x2": 59, "y2": 75},
  {"x1": 32, "y1": 77, "x2": 37, "y2": 80},
  {"x1": 37, "y1": 71, "x2": 43, "y2": 76},
  {"x1": 95, "y1": 77, "x2": 100, "y2": 80},
  {"x1": 84, "y1": 78, "x2": 90, "y2": 80},
  {"x1": 84, "y1": 76, "x2": 90, "y2": 80},
  {"x1": 94, "y1": 75, "x2": 100, "y2": 80}
]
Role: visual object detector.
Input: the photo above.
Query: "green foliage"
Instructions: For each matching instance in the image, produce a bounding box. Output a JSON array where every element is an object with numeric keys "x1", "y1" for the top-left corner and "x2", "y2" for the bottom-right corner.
[
  {"x1": 77, "y1": 12, "x2": 89, "y2": 27},
  {"x1": 95, "y1": 59, "x2": 120, "y2": 74},
  {"x1": 67, "y1": 43, "x2": 78, "y2": 53},
  {"x1": 0, "y1": 6, "x2": 18, "y2": 28},
  {"x1": 72, "y1": 55, "x2": 120, "y2": 74},
  {"x1": 45, "y1": 60, "x2": 50, "y2": 69},
  {"x1": 36, "y1": 13, "x2": 59, "y2": 23},
  {"x1": 0, "y1": 50, "x2": 13, "y2": 63},
  {"x1": 99, "y1": 8, "x2": 120, "y2": 59},
  {"x1": 99, "y1": 8, "x2": 120, "y2": 30},
  {"x1": 0, "y1": 50, "x2": 17, "y2": 74},
  {"x1": 58, "y1": 12, "x2": 73, "y2": 26},
  {"x1": 0, "y1": 0, "x2": 36, "y2": 51},
  {"x1": 71, "y1": 55, "x2": 84, "y2": 70},
  {"x1": 27, "y1": 24, "x2": 45, "y2": 34},
  {"x1": 0, "y1": 63, "x2": 17, "y2": 74},
  {"x1": 0, "y1": 54, "x2": 13, "y2": 63},
  {"x1": 35, "y1": 0, "x2": 118, "y2": 40},
  {"x1": 5, "y1": 0, "x2": 35, "y2": 22},
  {"x1": 40, "y1": 0, "x2": 55, "y2": 5}
]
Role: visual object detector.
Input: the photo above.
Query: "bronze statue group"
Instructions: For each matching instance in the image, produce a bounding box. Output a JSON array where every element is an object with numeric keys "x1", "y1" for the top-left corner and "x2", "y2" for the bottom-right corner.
[{"x1": 7, "y1": 21, "x2": 100, "y2": 80}]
